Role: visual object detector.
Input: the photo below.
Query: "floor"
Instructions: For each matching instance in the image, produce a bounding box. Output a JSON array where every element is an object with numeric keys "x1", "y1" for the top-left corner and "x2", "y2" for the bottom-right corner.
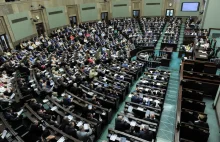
[{"x1": 98, "y1": 23, "x2": 220, "y2": 142}]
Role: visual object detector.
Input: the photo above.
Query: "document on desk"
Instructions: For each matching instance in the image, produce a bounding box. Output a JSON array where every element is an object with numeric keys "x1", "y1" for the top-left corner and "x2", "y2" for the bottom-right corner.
[
  {"x1": 199, "y1": 55, "x2": 207, "y2": 57},
  {"x1": 17, "y1": 109, "x2": 23, "y2": 116},
  {"x1": 77, "y1": 121, "x2": 83, "y2": 127},
  {"x1": 43, "y1": 99, "x2": 49, "y2": 103},
  {"x1": 145, "y1": 88, "x2": 149, "y2": 91},
  {"x1": 84, "y1": 123, "x2": 89, "y2": 130},
  {"x1": 145, "y1": 110, "x2": 150, "y2": 117},
  {"x1": 139, "y1": 93, "x2": 143, "y2": 98},
  {"x1": 10, "y1": 93, "x2": 15, "y2": 99},
  {"x1": 123, "y1": 116, "x2": 129, "y2": 123},
  {"x1": 110, "y1": 134, "x2": 117, "y2": 141},
  {"x1": 51, "y1": 106, "x2": 57, "y2": 111},
  {"x1": 137, "y1": 107, "x2": 144, "y2": 111},
  {"x1": 130, "y1": 121, "x2": 136, "y2": 127},
  {"x1": 68, "y1": 115, "x2": 73, "y2": 121},
  {"x1": 1, "y1": 130, "x2": 7, "y2": 139},
  {"x1": 57, "y1": 136, "x2": 65, "y2": 142},
  {"x1": 88, "y1": 104, "x2": 92, "y2": 110},
  {"x1": 128, "y1": 106, "x2": 133, "y2": 113}
]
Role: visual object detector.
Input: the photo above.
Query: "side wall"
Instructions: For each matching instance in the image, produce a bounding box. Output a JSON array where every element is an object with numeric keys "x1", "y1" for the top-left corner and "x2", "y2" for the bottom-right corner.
[
  {"x1": 7, "y1": 12, "x2": 35, "y2": 41},
  {"x1": 203, "y1": 0, "x2": 220, "y2": 29},
  {"x1": 46, "y1": 6, "x2": 68, "y2": 29}
]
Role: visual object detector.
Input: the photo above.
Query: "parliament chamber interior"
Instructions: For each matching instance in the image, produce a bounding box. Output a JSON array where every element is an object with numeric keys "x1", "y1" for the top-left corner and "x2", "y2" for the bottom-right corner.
[{"x1": 0, "y1": 0, "x2": 220, "y2": 142}]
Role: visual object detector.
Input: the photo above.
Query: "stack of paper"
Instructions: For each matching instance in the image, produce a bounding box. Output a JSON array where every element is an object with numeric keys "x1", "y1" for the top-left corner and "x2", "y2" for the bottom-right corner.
[
  {"x1": 130, "y1": 121, "x2": 136, "y2": 126},
  {"x1": 128, "y1": 106, "x2": 133, "y2": 113},
  {"x1": 145, "y1": 110, "x2": 150, "y2": 117},
  {"x1": 77, "y1": 121, "x2": 83, "y2": 127},
  {"x1": 57, "y1": 136, "x2": 65, "y2": 142},
  {"x1": 84, "y1": 123, "x2": 89, "y2": 130},
  {"x1": 137, "y1": 107, "x2": 144, "y2": 111},
  {"x1": 68, "y1": 115, "x2": 73, "y2": 121},
  {"x1": 1, "y1": 130, "x2": 7, "y2": 139},
  {"x1": 51, "y1": 106, "x2": 57, "y2": 111},
  {"x1": 110, "y1": 134, "x2": 117, "y2": 141}
]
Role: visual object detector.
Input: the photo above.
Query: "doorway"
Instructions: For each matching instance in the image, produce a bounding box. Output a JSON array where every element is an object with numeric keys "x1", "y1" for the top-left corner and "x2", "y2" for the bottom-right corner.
[
  {"x1": 35, "y1": 23, "x2": 45, "y2": 36},
  {"x1": 0, "y1": 34, "x2": 10, "y2": 52},
  {"x1": 133, "y1": 10, "x2": 140, "y2": 18},
  {"x1": 69, "y1": 16, "x2": 77, "y2": 27},
  {"x1": 166, "y1": 9, "x2": 174, "y2": 17},
  {"x1": 101, "y1": 12, "x2": 108, "y2": 21}
]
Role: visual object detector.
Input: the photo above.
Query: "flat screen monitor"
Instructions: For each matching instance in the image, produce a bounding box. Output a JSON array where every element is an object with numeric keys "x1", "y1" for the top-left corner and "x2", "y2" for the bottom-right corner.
[{"x1": 181, "y1": 2, "x2": 200, "y2": 12}]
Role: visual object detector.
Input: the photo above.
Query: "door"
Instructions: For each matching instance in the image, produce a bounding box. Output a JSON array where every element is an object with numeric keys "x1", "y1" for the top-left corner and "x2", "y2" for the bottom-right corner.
[
  {"x1": 69, "y1": 16, "x2": 77, "y2": 27},
  {"x1": 166, "y1": 9, "x2": 174, "y2": 17},
  {"x1": 0, "y1": 34, "x2": 10, "y2": 52},
  {"x1": 101, "y1": 12, "x2": 108, "y2": 21},
  {"x1": 35, "y1": 23, "x2": 45, "y2": 36},
  {"x1": 133, "y1": 10, "x2": 140, "y2": 18}
]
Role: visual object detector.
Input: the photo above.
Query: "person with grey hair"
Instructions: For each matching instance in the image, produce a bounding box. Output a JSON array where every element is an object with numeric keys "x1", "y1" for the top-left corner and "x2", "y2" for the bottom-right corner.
[
  {"x1": 51, "y1": 92, "x2": 62, "y2": 103},
  {"x1": 115, "y1": 115, "x2": 130, "y2": 132},
  {"x1": 76, "y1": 124, "x2": 94, "y2": 142},
  {"x1": 134, "y1": 125, "x2": 153, "y2": 141}
]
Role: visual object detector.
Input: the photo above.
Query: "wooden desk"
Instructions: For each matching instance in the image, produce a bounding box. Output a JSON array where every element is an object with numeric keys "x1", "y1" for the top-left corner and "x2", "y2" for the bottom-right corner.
[{"x1": 194, "y1": 50, "x2": 208, "y2": 61}]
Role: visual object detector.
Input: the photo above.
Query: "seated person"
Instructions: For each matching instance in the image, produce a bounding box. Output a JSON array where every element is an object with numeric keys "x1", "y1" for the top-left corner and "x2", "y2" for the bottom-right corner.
[
  {"x1": 51, "y1": 92, "x2": 62, "y2": 103},
  {"x1": 3, "y1": 108, "x2": 20, "y2": 122},
  {"x1": 131, "y1": 93, "x2": 142, "y2": 104},
  {"x1": 62, "y1": 94, "x2": 72, "y2": 106},
  {"x1": 76, "y1": 124, "x2": 94, "y2": 142},
  {"x1": 145, "y1": 114, "x2": 159, "y2": 124},
  {"x1": 29, "y1": 120, "x2": 44, "y2": 141},
  {"x1": 133, "y1": 125, "x2": 153, "y2": 141},
  {"x1": 194, "y1": 114, "x2": 209, "y2": 128},
  {"x1": 29, "y1": 98, "x2": 43, "y2": 111},
  {"x1": 64, "y1": 122, "x2": 77, "y2": 138},
  {"x1": 115, "y1": 115, "x2": 130, "y2": 132}
]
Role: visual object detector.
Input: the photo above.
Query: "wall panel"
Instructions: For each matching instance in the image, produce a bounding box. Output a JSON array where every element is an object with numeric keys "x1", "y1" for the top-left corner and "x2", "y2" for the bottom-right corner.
[
  {"x1": 46, "y1": 6, "x2": 68, "y2": 29},
  {"x1": 80, "y1": 3, "x2": 98, "y2": 22},
  {"x1": 112, "y1": 1, "x2": 130, "y2": 18},
  {"x1": 143, "y1": 0, "x2": 164, "y2": 16},
  {"x1": 7, "y1": 12, "x2": 34, "y2": 41}
]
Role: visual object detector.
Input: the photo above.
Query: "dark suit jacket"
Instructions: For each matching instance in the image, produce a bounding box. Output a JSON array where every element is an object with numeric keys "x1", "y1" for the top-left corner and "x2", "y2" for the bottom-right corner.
[
  {"x1": 115, "y1": 119, "x2": 130, "y2": 132},
  {"x1": 138, "y1": 130, "x2": 153, "y2": 141},
  {"x1": 30, "y1": 102, "x2": 42, "y2": 111},
  {"x1": 64, "y1": 125, "x2": 77, "y2": 138}
]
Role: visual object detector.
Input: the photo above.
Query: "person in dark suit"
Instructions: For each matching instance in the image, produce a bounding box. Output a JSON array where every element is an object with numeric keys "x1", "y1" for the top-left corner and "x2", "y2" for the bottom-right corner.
[
  {"x1": 64, "y1": 122, "x2": 77, "y2": 138},
  {"x1": 3, "y1": 108, "x2": 18, "y2": 122},
  {"x1": 134, "y1": 125, "x2": 153, "y2": 141},
  {"x1": 115, "y1": 115, "x2": 130, "y2": 132},
  {"x1": 29, "y1": 98, "x2": 42, "y2": 111},
  {"x1": 145, "y1": 114, "x2": 159, "y2": 124},
  {"x1": 194, "y1": 114, "x2": 209, "y2": 128},
  {"x1": 131, "y1": 93, "x2": 142, "y2": 104},
  {"x1": 29, "y1": 120, "x2": 44, "y2": 141}
]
